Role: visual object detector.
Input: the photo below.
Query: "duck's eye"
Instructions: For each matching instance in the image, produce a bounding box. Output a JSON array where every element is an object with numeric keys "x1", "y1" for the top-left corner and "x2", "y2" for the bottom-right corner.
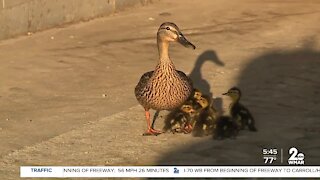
[{"x1": 166, "y1": 27, "x2": 170, "y2": 30}]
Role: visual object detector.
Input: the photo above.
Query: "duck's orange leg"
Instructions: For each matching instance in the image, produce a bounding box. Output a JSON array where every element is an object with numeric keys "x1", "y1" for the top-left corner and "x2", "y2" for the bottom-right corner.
[
  {"x1": 143, "y1": 109, "x2": 163, "y2": 136},
  {"x1": 183, "y1": 123, "x2": 193, "y2": 134}
]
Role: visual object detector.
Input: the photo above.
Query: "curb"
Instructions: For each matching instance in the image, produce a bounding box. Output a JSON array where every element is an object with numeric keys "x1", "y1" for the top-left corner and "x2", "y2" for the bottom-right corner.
[{"x1": 0, "y1": 0, "x2": 154, "y2": 41}]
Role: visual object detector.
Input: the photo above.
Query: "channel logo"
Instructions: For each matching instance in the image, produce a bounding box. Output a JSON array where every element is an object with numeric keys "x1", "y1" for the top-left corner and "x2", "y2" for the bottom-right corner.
[
  {"x1": 288, "y1": 147, "x2": 305, "y2": 165},
  {"x1": 173, "y1": 167, "x2": 179, "y2": 174}
]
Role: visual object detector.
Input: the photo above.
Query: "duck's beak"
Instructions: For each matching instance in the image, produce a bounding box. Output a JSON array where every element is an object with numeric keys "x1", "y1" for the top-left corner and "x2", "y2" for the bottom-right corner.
[
  {"x1": 222, "y1": 92, "x2": 229, "y2": 95},
  {"x1": 177, "y1": 32, "x2": 196, "y2": 49}
]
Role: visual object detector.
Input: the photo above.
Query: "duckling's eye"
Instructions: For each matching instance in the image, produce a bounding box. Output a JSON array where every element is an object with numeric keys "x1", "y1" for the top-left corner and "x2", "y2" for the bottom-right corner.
[{"x1": 166, "y1": 27, "x2": 170, "y2": 30}]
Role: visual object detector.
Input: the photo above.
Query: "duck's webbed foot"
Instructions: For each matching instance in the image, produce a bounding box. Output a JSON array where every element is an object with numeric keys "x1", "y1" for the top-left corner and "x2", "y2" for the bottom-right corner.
[
  {"x1": 183, "y1": 124, "x2": 193, "y2": 134},
  {"x1": 143, "y1": 128, "x2": 163, "y2": 136}
]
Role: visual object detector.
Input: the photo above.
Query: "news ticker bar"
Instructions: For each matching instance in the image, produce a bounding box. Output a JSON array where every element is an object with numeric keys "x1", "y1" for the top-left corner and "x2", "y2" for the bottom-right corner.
[{"x1": 20, "y1": 166, "x2": 320, "y2": 178}]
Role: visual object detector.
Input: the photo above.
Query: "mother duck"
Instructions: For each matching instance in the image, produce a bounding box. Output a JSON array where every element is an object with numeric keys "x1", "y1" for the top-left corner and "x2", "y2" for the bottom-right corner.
[{"x1": 135, "y1": 22, "x2": 196, "y2": 136}]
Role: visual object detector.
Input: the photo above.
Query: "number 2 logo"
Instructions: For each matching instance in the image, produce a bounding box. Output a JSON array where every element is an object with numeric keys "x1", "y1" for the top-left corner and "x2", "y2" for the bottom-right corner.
[
  {"x1": 288, "y1": 147, "x2": 298, "y2": 160},
  {"x1": 288, "y1": 147, "x2": 304, "y2": 161}
]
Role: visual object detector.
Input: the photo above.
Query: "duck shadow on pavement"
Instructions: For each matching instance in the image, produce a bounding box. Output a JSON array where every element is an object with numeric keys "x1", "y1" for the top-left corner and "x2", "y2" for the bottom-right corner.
[
  {"x1": 155, "y1": 45, "x2": 320, "y2": 166},
  {"x1": 189, "y1": 50, "x2": 225, "y2": 98}
]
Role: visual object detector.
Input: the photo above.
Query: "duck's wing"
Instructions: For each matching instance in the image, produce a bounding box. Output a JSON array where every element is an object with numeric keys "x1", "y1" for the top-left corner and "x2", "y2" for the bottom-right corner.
[
  {"x1": 177, "y1": 70, "x2": 193, "y2": 87},
  {"x1": 238, "y1": 104, "x2": 253, "y2": 119},
  {"x1": 238, "y1": 103, "x2": 257, "y2": 131},
  {"x1": 135, "y1": 71, "x2": 154, "y2": 98}
]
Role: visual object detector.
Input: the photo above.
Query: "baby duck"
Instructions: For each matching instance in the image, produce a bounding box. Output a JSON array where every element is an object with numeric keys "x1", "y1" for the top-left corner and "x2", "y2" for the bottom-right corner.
[
  {"x1": 222, "y1": 87, "x2": 257, "y2": 131},
  {"x1": 213, "y1": 116, "x2": 239, "y2": 139},
  {"x1": 164, "y1": 89, "x2": 219, "y2": 135},
  {"x1": 163, "y1": 89, "x2": 208, "y2": 134},
  {"x1": 184, "y1": 88, "x2": 203, "y2": 111},
  {"x1": 178, "y1": 88, "x2": 204, "y2": 133},
  {"x1": 163, "y1": 102, "x2": 197, "y2": 134},
  {"x1": 189, "y1": 88, "x2": 217, "y2": 115},
  {"x1": 180, "y1": 103, "x2": 198, "y2": 133},
  {"x1": 192, "y1": 92, "x2": 219, "y2": 137},
  {"x1": 193, "y1": 88, "x2": 202, "y2": 101},
  {"x1": 163, "y1": 108, "x2": 185, "y2": 133}
]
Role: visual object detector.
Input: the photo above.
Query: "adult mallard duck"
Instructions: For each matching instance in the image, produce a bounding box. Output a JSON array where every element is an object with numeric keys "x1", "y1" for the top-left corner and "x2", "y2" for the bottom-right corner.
[{"x1": 135, "y1": 22, "x2": 196, "y2": 136}]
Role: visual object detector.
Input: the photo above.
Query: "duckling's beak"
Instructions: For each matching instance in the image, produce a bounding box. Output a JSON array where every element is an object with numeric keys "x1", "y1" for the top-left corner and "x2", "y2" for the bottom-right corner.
[
  {"x1": 177, "y1": 32, "x2": 196, "y2": 49},
  {"x1": 222, "y1": 92, "x2": 229, "y2": 96}
]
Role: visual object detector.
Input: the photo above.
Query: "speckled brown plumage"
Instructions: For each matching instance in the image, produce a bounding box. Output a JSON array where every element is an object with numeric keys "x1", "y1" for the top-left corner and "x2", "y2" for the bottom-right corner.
[
  {"x1": 135, "y1": 63, "x2": 193, "y2": 110},
  {"x1": 134, "y1": 22, "x2": 196, "y2": 136}
]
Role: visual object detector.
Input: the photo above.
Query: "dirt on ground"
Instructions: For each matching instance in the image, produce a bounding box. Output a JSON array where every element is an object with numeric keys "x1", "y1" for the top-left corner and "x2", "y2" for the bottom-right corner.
[{"x1": 0, "y1": 0, "x2": 320, "y2": 179}]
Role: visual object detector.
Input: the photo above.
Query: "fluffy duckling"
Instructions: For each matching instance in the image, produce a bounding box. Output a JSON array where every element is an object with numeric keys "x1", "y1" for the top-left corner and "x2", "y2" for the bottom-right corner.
[
  {"x1": 213, "y1": 116, "x2": 239, "y2": 139},
  {"x1": 184, "y1": 88, "x2": 203, "y2": 110},
  {"x1": 163, "y1": 102, "x2": 197, "y2": 134},
  {"x1": 163, "y1": 108, "x2": 186, "y2": 133},
  {"x1": 163, "y1": 88, "x2": 219, "y2": 135},
  {"x1": 222, "y1": 87, "x2": 257, "y2": 131},
  {"x1": 162, "y1": 89, "x2": 200, "y2": 134},
  {"x1": 192, "y1": 88, "x2": 202, "y2": 101},
  {"x1": 177, "y1": 88, "x2": 204, "y2": 133},
  {"x1": 196, "y1": 96, "x2": 218, "y2": 118},
  {"x1": 192, "y1": 94, "x2": 218, "y2": 137},
  {"x1": 188, "y1": 88, "x2": 216, "y2": 115},
  {"x1": 180, "y1": 103, "x2": 198, "y2": 133}
]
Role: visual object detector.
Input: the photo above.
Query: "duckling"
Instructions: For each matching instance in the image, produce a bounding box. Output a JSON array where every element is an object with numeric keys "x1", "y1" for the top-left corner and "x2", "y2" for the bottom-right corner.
[
  {"x1": 188, "y1": 88, "x2": 215, "y2": 114},
  {"x1": 174, "y1": 88, "x2": 204, "y2": 133},
  {"x1": 163, "y1": 108, "x2": 186, "y2": 133},
  {"x1": 192, "y1": 94, "x2": 218, "y2": 137},
  {"x1": 213, "y1": 116, "x2": 239, "y2": 140},
  {"x1": 192, "y1": 88, "x2": 203, "y2": 101},
  {"x1": 180, "y1": 103, "x2": 198, "y2": 133},
  {"x1": 222, "y1": 87, "x2": 257, "y2": 131},
  {"x1": 163, "y1": 89, "x2": 203, "y2": 134},
  {"x1": 135, "y1": 22, "x2": 196, "y2": 136},
  {"x1": 196, "y1": 96, "x2": 218, "y2": 118},
  {"x1": 163, "y1": 102, "x2": 197, "y2": 134},
  {"x1": 164, "y1": 89, "x2": 219, "y2": 135}
]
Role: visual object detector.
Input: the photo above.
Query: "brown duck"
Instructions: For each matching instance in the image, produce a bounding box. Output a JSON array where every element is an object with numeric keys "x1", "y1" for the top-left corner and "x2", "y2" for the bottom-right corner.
[{"x1": 135, "y1": 22, "x2": 196, "y2": 136}]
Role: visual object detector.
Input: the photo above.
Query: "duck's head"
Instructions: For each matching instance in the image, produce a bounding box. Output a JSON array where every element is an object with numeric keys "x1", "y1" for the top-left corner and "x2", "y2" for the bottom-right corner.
[
  {"x1": 180, "y1": 104, "x2": 196, "y2": 115},
  {"x1": 157, "y1": 22, "x2": 196, "y2": 49},
  {"x1": 193, "y1": 88, "x2": 202, "y2": 100},
  {"x1": 196, "y1": 97, "x2": 209, "y2": 109},
  {"x1": 222, "y1": 87, "x2": 242, "y2": 101}
]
